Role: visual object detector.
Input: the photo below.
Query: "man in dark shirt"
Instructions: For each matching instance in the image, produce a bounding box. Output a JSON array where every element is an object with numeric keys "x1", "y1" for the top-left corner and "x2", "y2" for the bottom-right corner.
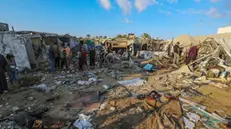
[
  {"x1": 173, "y1": 42, "x2": 180, "y2": 65},
  {"x1": 186, "y1": 45, "x2": 201, "y2": 69},
  {"x1": 0, "y1": 54, "x2": 8, "y2": 93},
  {"x1": 89, "y1": 46, "x2": 96, "y2": 69}
]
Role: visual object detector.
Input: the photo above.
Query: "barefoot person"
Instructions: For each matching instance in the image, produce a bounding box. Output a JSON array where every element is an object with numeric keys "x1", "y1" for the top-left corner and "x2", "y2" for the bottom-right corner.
[{"x1": 0, "y1": 54, "x2": 8, "y2": 93}]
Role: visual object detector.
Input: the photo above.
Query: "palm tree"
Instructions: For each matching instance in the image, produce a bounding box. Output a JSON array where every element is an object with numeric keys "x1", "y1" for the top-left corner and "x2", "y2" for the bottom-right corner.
[
  {"x1": 116, "y1": 34, "x2": 122, "y2": 38},
  {"x1": 86, "y1": 34, "x2": 91, "y2": 39},
  {"x1": 104, "y1": 36, "x2": 107, "y2": 39},
  {"x1": 122, "y1": 34, "x2": 127, "y2": 38},
  {"x1": 142, "y1": 33, "x2": 151, "y2": 40}
]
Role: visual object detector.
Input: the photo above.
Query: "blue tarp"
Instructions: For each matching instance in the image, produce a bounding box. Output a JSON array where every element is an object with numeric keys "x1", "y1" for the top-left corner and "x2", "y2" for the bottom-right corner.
[
  {"x1": 143, "y1": 64, "x2": 153, "y2": 71},
  {"x1": 143, "y1": 64, "x2": 157, "y2": 72}
]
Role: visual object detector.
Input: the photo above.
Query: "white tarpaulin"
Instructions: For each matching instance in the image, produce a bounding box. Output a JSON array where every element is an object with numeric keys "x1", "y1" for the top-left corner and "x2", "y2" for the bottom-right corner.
[{"x1": 214, "y1": 38, "x2": 231, "y2": 58}]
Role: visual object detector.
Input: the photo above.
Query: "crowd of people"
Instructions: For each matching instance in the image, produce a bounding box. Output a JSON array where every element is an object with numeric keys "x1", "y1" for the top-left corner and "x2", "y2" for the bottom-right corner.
[
  {"x1": 48, "y1": 41, "x2": 97, "y2": 72},
  {"x1": 0, "y1": 40, "x2": 202, "y2": 94}
]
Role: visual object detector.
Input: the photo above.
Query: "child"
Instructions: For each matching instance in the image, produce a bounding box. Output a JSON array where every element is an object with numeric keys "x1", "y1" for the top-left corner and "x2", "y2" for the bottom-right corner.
[{"x1": 7, "y1": 54, "x2": 17, "y2": 85}]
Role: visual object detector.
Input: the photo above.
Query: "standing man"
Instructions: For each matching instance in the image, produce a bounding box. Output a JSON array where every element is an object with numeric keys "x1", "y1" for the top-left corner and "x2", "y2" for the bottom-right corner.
[
  {"x1": 53, "y1": 43, "x2": 60, "y2": 70},
  {"x1": 81, "y1": 48, "x2": 88, "y2": 69},
  {"x1": 89, "y1": 46, "x2": 96, "y2": 69},
  {"x1": 65, "y1": 43, "x2": 72, "y2": 71},
  {"x1": 48, "y1": 44, "x2": 55, "y2": 72},
  {"x1": 60, "y1": 43, "x2": 67, "y2": 70},
  {"x1": 0, "y1": 54, "x2": 8, "y2": 93},
  {"x1": 186, "y1": 45, "x2": 201, "y2": 69},
  {"x1": 173, "y1": 42, "x2": 180, "y2": 65},
  {"x1": 99, "y1": 48, "x2": 105, "y2": 68},
  {"x1": 79, "y1": 48, "x2": 88, "y2": 71}
]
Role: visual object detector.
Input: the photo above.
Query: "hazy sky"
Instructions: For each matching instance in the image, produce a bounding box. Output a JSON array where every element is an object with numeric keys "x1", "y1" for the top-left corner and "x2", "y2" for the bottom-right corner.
[{"x1": 1, "y1": 0, "x2": 231, "y2": 39}]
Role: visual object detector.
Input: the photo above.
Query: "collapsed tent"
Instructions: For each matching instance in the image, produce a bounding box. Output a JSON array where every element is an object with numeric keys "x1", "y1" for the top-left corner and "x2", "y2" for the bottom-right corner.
[
  {"x1": 173, "y1": 34, "x2": 199, "y2": 47},
  {"x1": 0, "y1": 31, "x2": 62, "y2": 70}
]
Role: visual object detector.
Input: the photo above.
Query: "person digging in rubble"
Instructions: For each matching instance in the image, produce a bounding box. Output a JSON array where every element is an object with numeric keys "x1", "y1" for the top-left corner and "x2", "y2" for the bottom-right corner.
[
  {"x1": 65, "y1": 43, "x2": 73, "y2": 71},
  {"x1": 173, "y1": 42, "x2": 180, "y2": 65},
  {"x1": 53, "y1": 42, "x2": 60, "y2": 70},
  {"x1": 60, "y1": 43, "x2": 67, "y2": 70},
  {"x1": 186, "y1": 45, "x2": 201, "y2": 70},
  {"x1": 6, "y1": 54, "x2": 17, "y2": 86},
  {"x1": 48, "y1": 44, "x2": 55, "y2": 72},
  {"x1": 89, "y1": 46, "x2": 96, "y2": 69},
  {"x1": 105, "y1": 52, "x2": 114, "y2": 64},
  {"x1": 0, "y1": 54, "x2": 8, "y2": 93}
]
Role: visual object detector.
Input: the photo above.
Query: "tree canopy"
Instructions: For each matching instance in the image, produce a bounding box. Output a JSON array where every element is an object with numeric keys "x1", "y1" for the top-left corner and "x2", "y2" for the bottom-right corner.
[
  {"x1": 142, "y1": 33, "x2": 151, "y2": 39},
  {"x1": 86, "y1": 34, "x2": 91, "y2": 38}
]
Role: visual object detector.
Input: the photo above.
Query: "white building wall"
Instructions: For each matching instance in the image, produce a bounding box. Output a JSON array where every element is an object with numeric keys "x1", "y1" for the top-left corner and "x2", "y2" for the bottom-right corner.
[
  {"x1": 0, "y1": 33, "x2": 31, "y2": 70},
  {"x1": 217, "y1": 26, "x2": 231, "y2": 34}
]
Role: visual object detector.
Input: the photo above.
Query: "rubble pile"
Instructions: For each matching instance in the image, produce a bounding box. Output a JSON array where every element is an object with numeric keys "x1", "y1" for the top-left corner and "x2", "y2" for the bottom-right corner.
[{"x1": 2, "y1": 33, "x2": 231, "y2": 129}]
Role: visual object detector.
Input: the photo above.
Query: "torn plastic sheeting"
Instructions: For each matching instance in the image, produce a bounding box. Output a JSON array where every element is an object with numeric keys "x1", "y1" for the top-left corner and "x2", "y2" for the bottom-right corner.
[
  {"x1": 103, "y1": 85, "x2": 109, "y2": 90},
  {"x1": 34, "y1": 84, "x2": 52, "y2": 93},
  {"x1": 77, "y1": 80, "x2": 92, "y2": 86},
  {"x1": 210, "y1": 82, "x2": 228, "y2": 89},
  {"x1": 220, "y1": 71, "x2": 229, "y2": 78},
  {"x1": 187, "y1": 112, "x2": 200, "y2": 122},
  {"x1": 77, "y1": 78, "x2": 98, "y2": 86},
  {"x1": 118, "y1": 78, "x2": 145, "y2": 86},
  {"x1": 183, "y1": 117, "x2": 195, "y2": 129},
  {"x1": 190, "y1": 105, "x2": 228, "y2": 129},
  {"x1": 87, "y1": 72, "x2": 97, "y2": 78},
  {"x1": 73, "y1": 114, "x2": 93, "y2": 129},
  {"x1": 140, "y1": 51, "x2": 153, "y2": 59},
  {"x1": 179, "y1": 98, "x2": 207, "y2": 110}
]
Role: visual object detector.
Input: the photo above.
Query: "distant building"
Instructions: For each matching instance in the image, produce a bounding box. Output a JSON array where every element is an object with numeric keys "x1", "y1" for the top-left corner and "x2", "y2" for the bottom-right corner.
[
  {"x1": 0, "y1": 22, "x2": 9, "y2": 31},
  {"x1": 217, "y1": 26, "x2": 231, "y2": 34},
  {"x1": 128, "y1": 33, "x2": 135, "y2": 40}
]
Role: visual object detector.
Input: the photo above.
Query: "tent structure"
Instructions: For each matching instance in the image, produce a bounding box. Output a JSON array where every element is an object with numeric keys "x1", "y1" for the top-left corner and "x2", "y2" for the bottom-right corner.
[
  {"x1": 185, "y1": 37, "x2": 231, "y2": 71},
  {"x1": 173, "y1": 34, "x2": 199, "y2": 47}
]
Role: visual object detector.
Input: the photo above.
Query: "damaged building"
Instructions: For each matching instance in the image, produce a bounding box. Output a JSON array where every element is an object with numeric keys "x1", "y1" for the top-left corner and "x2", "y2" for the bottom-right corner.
[{"x1": 0, "y1": 31, "x2": 61, "y2": 70}]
